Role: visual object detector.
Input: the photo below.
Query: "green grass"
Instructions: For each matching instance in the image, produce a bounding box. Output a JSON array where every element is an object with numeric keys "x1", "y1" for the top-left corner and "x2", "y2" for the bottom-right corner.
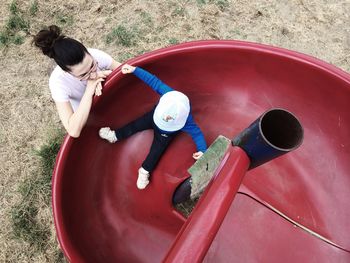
[
  {"x1": 9, "y1": 0, "x2": 18, "y2": 15},
  {"x1": 196, "y1": 0, "x2": 230, "y2": 11},
  {"x1": 35, "y1": 136, "x2": 62, "y2": 203},
  {"x1": 11, "y1": 202, "x2": 50, "y2": 252},
  {"x1": 0, "y1": 0, "x2": 33, "y2": 47},
  {"x1": 106, "y1": 25, "x2": 136, "y2": 47},
  {"x1": 56, "y1": 14, "x2": 74, "y2": 26},
  {"x1": 140, "y1": 11, "x2": 153, "y2": 26},
  {"x1": 175, "y1": 197, "x2": 199, "y2": 217},
  {"x1": 215, "y1": 0, "x2": 229, "y2": 11},
  {"x1": 29, "y1": 0, "x2": 38, "y2": 16},
  {"x1": 13, "y1": 34, "x2": 24, "y2": 45},
  {"x1": 11, "y1": 133, "x2": 63, "y2": 255},
  {"x1": 197, "y1": 0, "x2": 207, "y2": 4},
  {"x1": 117, "y1": 51, "x2": 136, "y2": 62},
  {"x1": 6, "y1": 14, "x2": 29, "y2": 31},
  {"x1": 172, "y1": 6, "x2": 186, "y2": 17},
  {"x1": 168, "y1": 37, "x2": 179, "y2": 45},
  {"x1": 0, "y1": 31, "x2": 10, "y2": 45}
]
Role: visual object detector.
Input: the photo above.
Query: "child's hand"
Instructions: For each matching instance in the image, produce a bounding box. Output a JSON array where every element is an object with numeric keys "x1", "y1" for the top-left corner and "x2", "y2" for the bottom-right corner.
[
  {"x1": 193, "y1": 151, "x2": 203, "y2": 160},
  {"x1": 121, "y1": 64, "x2": 136, "y2": 74}
]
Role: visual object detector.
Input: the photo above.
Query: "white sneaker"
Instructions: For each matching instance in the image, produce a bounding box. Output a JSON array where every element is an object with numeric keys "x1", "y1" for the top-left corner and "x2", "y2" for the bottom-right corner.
[
  {"x1": 99, "y1": 127, "x2": 117, "y2": 143},
  {"x1": 137, "y1": 167, "x2": 150, "y2": 190}
]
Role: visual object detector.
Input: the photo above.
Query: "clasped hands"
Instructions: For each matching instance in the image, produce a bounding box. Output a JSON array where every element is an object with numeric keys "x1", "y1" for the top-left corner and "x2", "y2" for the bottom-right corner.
[{"x1": 88, "y1": 64, "x2": 135, "y2": 96}]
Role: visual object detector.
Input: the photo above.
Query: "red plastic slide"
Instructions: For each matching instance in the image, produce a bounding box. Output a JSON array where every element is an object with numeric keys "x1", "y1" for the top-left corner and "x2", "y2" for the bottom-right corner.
[{"x1": 52, "y1": 41, "x2": 350, "y2": 262}]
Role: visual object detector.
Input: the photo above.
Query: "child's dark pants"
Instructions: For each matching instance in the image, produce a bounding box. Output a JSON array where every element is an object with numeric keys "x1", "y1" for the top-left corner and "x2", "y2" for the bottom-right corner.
[{"x1": 114, "y1": 108, "x2": 178, "y2": 172}]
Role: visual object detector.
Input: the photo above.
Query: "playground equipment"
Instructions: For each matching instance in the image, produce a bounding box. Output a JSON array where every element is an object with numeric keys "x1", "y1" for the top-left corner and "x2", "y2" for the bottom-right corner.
[
  {"x1": 166, "y1": 108, "x2": 303, "y2": 262},
  {"x1": 52, "y1": 41, "x2": 350, "y2": 262}
]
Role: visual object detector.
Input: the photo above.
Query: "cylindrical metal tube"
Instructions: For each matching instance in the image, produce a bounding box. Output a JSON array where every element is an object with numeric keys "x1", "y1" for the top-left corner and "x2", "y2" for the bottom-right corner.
[
  {"x1": 232, "y1": 108, "x2": 303, "y2": 169},
  {"x1": 173, "y1": 109, "x2": 304, "y2": 204}
]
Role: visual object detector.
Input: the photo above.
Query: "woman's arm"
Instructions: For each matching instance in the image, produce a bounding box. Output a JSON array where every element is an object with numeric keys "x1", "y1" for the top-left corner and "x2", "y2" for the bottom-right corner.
[
  {"x1": 109, "y1": 59, "x2": 122, "y2": 70},
  {"x1": 56, "y1": 78, "x2": 104, "y2": 138},
  {"x1": 59, "y1": 60, "x2": 118, "y2": 136}
]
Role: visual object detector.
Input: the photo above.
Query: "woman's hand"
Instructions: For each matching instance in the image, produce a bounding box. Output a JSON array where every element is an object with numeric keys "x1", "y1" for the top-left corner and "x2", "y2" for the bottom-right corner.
[
  {"x1": 89, "y1": 70, "x2": 112, "y2": 96},
  {"x1": 89, "y1": 70, "x2": 112, "y2": 80},
  {"x1": 95, "y1": 70, "x2": 112, "y2": 79},
  {"x1": 86, "y1": 77, "x2": 105, "y2": 97},
  {"x1": 193, "y1": 151, "x2": 204, "y2": 160},
  {"x1": 94, "y1": 81, "x2": 103, "y2": 96},
  {"x1": 86, "y1": 68, "x2": 113, "y2": 97},
  {"x1": 121, "y1": 64, "x2": 136, "y2": 74}
]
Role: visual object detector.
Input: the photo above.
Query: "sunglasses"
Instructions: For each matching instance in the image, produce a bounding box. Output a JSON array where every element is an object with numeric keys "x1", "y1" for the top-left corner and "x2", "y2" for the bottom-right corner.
[{"x1": 77, "y1": 60, "x2": 99, "y2": 81}]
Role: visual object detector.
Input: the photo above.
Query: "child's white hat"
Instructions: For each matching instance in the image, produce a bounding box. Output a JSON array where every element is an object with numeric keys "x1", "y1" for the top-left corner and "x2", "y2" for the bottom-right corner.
[{"x1": 153, "y1": 91, "x2": 190, "y2": 132}]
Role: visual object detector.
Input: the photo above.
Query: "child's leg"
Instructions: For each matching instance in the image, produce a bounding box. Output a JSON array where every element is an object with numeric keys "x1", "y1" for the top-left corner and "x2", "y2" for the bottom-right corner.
[
  {"x1": 137, "y1": 130, "x2": 177, "y2": 189},
  {"x1": 114, "y1": 109, "x2": 154, "y2": 140},
  {"x1": 141, "y1": 130, "x2": 178, "y2": 172}
]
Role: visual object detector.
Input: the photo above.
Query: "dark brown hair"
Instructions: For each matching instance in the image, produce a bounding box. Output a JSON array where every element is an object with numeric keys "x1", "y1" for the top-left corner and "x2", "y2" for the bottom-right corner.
[{"x1": 33, "y1": 25, "x2": 88, "y2": 72}]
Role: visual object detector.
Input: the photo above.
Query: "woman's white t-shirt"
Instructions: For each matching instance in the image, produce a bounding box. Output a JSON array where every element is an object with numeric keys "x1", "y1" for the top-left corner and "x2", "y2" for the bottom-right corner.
[{"x1": 49, "y1": 48, "x2": 113, "y2": 111}]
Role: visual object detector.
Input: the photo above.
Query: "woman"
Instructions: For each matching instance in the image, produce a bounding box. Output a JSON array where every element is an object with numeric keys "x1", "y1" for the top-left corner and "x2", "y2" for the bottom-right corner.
[{"x1": 34, "y1": 25, "x2": 121, "y2": 137}]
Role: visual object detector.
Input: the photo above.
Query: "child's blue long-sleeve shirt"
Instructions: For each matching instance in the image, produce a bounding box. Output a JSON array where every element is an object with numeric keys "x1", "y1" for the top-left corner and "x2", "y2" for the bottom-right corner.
[{"x1": 133, "y1": 67, "x2": 207, "y2": 152}]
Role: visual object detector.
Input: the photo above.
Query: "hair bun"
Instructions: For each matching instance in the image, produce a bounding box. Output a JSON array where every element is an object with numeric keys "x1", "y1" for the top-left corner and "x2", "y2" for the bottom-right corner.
[{"x1": 33, "y1": 25, "x2": 64, "y2": 58}]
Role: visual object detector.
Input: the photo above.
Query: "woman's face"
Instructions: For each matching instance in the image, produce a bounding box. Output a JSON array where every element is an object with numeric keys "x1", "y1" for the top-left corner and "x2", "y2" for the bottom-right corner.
[{"x1": 69, "y1": 53, "x2": 98, "y2": 81}]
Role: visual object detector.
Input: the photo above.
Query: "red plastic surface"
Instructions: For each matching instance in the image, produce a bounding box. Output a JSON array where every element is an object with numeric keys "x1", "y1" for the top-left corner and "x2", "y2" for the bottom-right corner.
[
  {"x1": 52, "y1": 41, "x2": 350, "y2": 262},
  {"x1": 204, "y1": 193, "x2": 350, "y2": 263},
  {"x1": 164, "y1": 147, "x2": 250, "y2": 262}
]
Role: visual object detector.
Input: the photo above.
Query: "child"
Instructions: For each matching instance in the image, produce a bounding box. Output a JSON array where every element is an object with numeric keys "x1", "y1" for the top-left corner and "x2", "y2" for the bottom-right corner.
[{"x1": 99, "y1": 64, "x2": 207, "y2": 190}]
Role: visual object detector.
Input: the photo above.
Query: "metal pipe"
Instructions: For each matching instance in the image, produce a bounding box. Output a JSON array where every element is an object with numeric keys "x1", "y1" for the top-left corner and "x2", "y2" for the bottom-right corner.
[
  {"x1": 172, "y1": 108, "x2": 303, "y2": 204},
  {"x1": 167, "y1": 109, "x2": 303, "y2": 262},
  {"x1": 232, "y1": 108, "x2": 303, "y2": 169}
]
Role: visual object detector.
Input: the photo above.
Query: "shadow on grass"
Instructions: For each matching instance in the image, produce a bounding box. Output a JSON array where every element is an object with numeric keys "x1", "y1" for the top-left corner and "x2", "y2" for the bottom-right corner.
[{"x1": 10, "y1": 132, "x2": 65, "y2": 262}]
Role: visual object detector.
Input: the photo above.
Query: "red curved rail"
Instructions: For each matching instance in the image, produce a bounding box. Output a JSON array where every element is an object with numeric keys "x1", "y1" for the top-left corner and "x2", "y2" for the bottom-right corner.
[{"x1": 164, "y1": 146, "x2": 250, "y2": 262}]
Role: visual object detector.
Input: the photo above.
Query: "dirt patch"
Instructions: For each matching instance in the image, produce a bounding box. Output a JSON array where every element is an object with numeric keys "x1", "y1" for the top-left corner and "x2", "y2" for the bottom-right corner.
[{"x1": 1, "y1": 0, "x2": 349, "y2": 262}]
